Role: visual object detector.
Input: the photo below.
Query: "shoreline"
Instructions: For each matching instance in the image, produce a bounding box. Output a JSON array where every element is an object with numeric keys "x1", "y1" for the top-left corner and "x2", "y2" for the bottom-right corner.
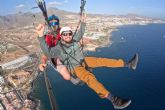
[
  {"x1": 84, "y1": 27, "x2": 117, "y2": 51},
  {"x1": 84, "y1": 22, "x2": 165, "y2": 52}
]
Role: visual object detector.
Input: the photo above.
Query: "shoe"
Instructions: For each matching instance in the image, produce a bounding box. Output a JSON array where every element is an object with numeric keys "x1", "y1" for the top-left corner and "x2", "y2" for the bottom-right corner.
[
  {"x1": 126, "y1": 53, "x2": 138, "y2": 70},
  {"x1": 110, "y1": 96, "x2": 131, "y2": 109}
]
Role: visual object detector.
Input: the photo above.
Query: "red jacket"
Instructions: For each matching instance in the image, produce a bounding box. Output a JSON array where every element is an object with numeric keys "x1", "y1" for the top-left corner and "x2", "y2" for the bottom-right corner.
[{"x1": 45, "y1": 28, "x2": 61, "y2": 47}]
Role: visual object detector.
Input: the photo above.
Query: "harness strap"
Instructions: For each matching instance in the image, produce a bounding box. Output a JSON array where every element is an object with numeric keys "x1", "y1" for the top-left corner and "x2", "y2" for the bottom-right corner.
[
  {"x1": 82, "y1": 59, "x2": 93, "y2": 72},
  {"x1": 59, "y1": 42, "x2": 92, "y2": 75},
  {"x1": 43, "y1": 67, "x2": 58, "y2": 110}
]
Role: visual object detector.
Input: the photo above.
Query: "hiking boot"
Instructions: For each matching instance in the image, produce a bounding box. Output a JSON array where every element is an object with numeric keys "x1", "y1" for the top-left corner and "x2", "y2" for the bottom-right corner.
[
  {"x1": 110, "y1": 96, "x2": 131, "y2": 109},
  {"x1": 126, "y1": 53, "x2": 138, "y2": 70}
]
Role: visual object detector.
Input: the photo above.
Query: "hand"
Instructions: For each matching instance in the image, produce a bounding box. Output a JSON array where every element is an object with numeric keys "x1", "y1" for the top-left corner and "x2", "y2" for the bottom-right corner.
[
  {"x1": 36, "y1": 24, "x2": 45, "y2": 37},
  {"x1": 38, "y1": 63, "x2": 47, "y2": 72}
]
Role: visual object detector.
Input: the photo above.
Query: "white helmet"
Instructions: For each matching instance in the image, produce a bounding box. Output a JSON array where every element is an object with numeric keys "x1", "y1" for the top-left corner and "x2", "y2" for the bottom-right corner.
[{"x1": 60, "y1": 27, "x2": 72, "y2": 35}]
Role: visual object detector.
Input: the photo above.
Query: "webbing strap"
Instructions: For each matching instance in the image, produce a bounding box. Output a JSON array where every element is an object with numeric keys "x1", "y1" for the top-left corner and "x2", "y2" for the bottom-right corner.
[{"x1": 43, "y1": 67, "x2": 58, "y2": 110}]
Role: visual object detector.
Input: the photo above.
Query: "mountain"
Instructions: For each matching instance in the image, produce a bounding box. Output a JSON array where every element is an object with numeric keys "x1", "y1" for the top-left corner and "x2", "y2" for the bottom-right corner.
[
  {"x1": 0, "y1": 8, "x2": 78, "y2": 29},
  {"x1": 0, "y1": 12, "x2": 34, "y2": 28},
  {"x1": 0, "y1": 8, "x2": 161, "y2": 29}
]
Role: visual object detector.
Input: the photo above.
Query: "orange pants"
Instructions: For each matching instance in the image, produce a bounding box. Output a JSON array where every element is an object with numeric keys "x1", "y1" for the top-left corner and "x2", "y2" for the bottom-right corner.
[{"x1": 74, "y1": 57, "x2": 125, "y2": 98}]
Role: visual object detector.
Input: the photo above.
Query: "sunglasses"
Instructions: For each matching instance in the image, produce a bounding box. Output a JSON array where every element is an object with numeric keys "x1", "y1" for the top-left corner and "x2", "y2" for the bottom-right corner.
[
  {"x1": 49, "y1": 22, "x2": 59, "y2": 26},
  {"x1": 62, "y1": 32, "x2": 73, "y2": 36}
]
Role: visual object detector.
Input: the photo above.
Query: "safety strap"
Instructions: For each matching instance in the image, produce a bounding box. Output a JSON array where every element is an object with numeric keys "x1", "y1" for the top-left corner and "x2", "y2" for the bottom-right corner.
[
  {"x1": 43, "y1": 67, "x2": 58, "y2": 110},
  {"x1": 59, "y1": 42, "x2": 79, "y2": 75}
]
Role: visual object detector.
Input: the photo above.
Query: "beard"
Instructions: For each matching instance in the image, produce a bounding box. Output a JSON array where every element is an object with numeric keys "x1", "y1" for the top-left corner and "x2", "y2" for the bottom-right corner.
[{"x1": 61, "y1": 37, "x2": 73, "y2": 44}]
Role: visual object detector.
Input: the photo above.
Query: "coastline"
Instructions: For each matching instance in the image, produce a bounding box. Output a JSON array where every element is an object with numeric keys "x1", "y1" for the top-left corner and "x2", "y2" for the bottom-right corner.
[
  {"x1": 84, "y1": 22, "x2": 165, "y2": 52},
  {"x1": 84, "y1": 27, "x2": 117, "y2": 51}
]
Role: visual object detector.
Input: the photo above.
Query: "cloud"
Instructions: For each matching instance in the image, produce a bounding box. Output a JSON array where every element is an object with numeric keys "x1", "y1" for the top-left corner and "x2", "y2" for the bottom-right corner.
[
  {"x1": 47, "y1": 0, "x2": 68, "y2": 7},
  {"x1": 16, "y1": 4, "x2": 25, "y2": 8},
  {"x1": 48, "y1": 1, "x2": 62, "y2": 6}
]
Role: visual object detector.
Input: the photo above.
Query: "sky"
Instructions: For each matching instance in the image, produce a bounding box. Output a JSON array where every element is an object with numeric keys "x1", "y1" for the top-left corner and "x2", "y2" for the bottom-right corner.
[{"x1": 0, "y1": 0, "x2": 165, "y2": 19}]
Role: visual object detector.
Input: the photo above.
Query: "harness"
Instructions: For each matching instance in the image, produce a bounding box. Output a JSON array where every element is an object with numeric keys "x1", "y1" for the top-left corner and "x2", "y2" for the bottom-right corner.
[{"x1": 59, "y1": 41, "x2": 92, "y2": 86}]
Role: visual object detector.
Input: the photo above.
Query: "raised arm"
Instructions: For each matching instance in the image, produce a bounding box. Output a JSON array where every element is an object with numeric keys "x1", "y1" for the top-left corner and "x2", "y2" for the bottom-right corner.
[
  {"x1": 36, "y1": 24, "x2": 60, "y2": 59},
  {"x1": 73, "y1": 12, "x2": 86, "y2": 42}
]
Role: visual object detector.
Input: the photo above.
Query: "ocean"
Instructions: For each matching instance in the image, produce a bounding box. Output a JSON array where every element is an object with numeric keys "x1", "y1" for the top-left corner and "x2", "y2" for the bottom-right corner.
[{"x1": 32, "y1": 23, "x2": 165, "y2": 110}]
